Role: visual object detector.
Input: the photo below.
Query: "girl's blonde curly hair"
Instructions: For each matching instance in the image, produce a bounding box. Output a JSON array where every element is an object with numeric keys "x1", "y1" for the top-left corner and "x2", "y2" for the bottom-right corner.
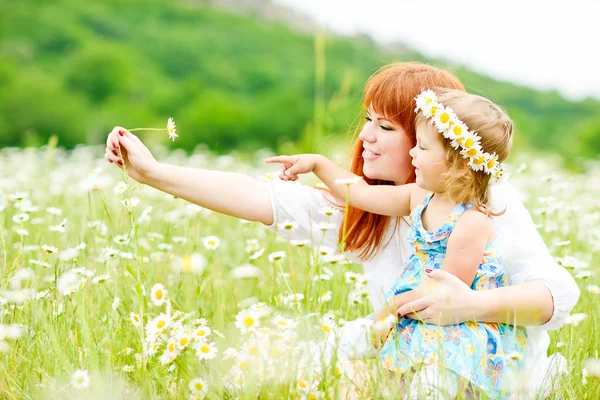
[{"x1": 416, "y1": 88, "x2": 514, "y2": 216}]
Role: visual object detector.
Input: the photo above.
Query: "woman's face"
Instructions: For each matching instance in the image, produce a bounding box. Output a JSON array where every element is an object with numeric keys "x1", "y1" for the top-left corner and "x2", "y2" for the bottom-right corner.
[{"x1": 359, "y1": 106, "x2": 415, "y2": 185}]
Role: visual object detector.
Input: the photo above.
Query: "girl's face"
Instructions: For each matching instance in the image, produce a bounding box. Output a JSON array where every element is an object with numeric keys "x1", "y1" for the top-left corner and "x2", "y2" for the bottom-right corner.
[
  {"x1": 409, "y1": 121, "x2": 447, "y2": 192},
  {"x1": 358, "y1": 106, "x2": 415, "y2": 185}
]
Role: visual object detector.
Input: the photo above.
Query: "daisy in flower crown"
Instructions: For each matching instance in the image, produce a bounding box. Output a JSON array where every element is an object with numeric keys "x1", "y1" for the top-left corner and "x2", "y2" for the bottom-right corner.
[{"x1": 266, "y1": 88, "x2": 524, "y2": 398}]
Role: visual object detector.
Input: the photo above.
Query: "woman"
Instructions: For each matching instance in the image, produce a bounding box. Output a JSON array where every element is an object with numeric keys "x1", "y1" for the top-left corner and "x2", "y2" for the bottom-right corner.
[{"x1": 104, "y1": 62, "x2": 579, "y2": 397}]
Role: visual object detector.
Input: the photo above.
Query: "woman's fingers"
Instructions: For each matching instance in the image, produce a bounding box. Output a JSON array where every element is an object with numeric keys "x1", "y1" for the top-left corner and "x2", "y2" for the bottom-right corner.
[{"x1": 397, "y1": 297, "x2": 430, "y2": 317}]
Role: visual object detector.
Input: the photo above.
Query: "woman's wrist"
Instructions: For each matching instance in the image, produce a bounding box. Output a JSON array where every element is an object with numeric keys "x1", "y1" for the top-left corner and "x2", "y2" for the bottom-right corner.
[{"x1": 142, "y1": 161, "x2": 164, "y2": 186}]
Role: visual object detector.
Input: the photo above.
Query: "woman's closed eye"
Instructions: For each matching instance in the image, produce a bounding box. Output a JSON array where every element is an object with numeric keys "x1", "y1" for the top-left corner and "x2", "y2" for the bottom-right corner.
[{"x1": 364, "y1": 115, "x2": 393, "y2": 131}]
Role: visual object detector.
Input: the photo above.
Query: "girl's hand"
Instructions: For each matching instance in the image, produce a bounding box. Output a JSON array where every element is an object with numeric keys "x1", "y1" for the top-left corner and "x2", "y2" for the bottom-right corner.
[
  {"x1": 105, "y1": 126, "x2": 160, "y2": 184},
  {"x1": 264, "y1": 154, "x2": 318, "y2": 181},
  {"x1": 397, "y1": 269, "x2": 477, "y2": 325}
]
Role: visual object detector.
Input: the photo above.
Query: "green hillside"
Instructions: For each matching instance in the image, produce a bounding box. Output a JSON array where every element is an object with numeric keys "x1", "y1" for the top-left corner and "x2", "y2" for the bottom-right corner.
[{"x1": 1, "y1": 0, "x2": 598, "y2": 160}]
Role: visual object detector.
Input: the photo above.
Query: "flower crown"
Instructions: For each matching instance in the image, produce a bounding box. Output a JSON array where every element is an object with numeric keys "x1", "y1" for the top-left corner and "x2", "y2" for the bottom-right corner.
[{"x1": 414, "y1": 89, "x2": 506, "y2": 183}]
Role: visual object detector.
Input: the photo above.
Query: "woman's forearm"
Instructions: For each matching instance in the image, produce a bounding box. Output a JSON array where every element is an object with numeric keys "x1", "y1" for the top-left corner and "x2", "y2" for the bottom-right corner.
[
  {"x1": 146, "y1": 163, "x2": 274, "y2": 225},
  {"x1": 472, "y1": 281, "x2": 553, "y2": 326}
]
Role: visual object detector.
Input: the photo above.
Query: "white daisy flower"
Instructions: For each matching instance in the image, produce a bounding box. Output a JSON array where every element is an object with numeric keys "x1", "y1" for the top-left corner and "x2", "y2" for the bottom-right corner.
[
  {"x1": 189, "y1": 377, "x2": 208, "y2": 396},
  {"x1": 176, "y1": 331, "x2": 192, "y2": 350},
  {"x1": 113, "y1": 181, "x2": 127, "y2": 194},
  {"x1": 565, "y1": 313, "x2": 587, "y2": 326},
  {"x1": 167, "y1": 117, "x2": 178, "y2": 141},
  {"x1": 151, "y1": 283, "x2": 167, "y2": 306},
  {"x1": 317, "y1": 222, "x2": 336, "y2": 232},
  {"x1": 433, "y1": 106, "x2": 455, "y2": 131},
  {"x1": 12, "y1": 213, "x2": 30, "y2": 224},
  {"x1": 249, "y1": 248, "x2": 265, "y2": 260},
  {"x1": 468, "y1": 154, "x2": 487, "y2": 172},
  {"x1": 586, "y1": 284, "x2": 600, "y2": 294},
  {"x1": 235, "y1": 309, "x2": 260, "y2": 333},
  {"x1": 230, "y1": 264, "x2": 262, "y2": 279},
  {"x1": 173, "y1": 253, "x2": 207, "y2": 275},
  {"x1": 130, "y1": 312, "x2": 142, "y2": 327},
  {"x1": 41, "y1": 245, "x2": 58, "y2": 254},
  {"x1": 278, "y1": 220, "x2": 299, "y2": 232},
  {"x1": 92, "y1": 275, "x2": 110, "y2": 284},
  {"x1": 267, "y1": 251, "x2": 286, "y2": 263},
  {"x1": 121, "y1": 197, "x2": 140, "y2": 208},
  {"x1": 194, "y1": 326, "x2": 211, "y2": 341},
  {"x1": 122, "y1": 365, "x2": 134, "y2": 372},
  {"x1": 444, "y1": 120, "x2": 468, "y2": 140},
  {"x1": 290, "y1": 239, "x2": 311, "y2": 248},
  {"x1": 202, "y1": 236, "x2": 220, "y2": 250},
  {"x1": 71, "y1": 369, "x2": 91, "y2": 389},
  {"x1": 414, "y1": 89, "x2": 437, "y2": 112},
  {"x1": 271, "y1": 316, "x2": 297, "y2": 330},
  {"x1": 147, "y1": 313, "x2": 170, "y2": 336},
  {"x1": 319, "y1": 206, "x2": 340, "y2": 217},
  {"x1": 318, "y1": 291, "x2": 332, "y2": 303},
  {"x1": 195, "y1": 341, "x2": 218, "y2": 360},
  {"x1": 483, "y1": 153, "x2": 499, "y2": 175}
]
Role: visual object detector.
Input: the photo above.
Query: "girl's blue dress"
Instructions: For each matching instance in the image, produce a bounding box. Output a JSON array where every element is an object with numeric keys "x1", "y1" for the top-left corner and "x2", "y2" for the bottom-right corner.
[{"x1": 380, "y1": 193, "x2": 528, "y2": 399}]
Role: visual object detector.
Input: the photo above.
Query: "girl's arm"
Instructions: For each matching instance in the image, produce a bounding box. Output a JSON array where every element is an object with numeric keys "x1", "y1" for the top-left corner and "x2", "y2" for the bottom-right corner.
[
  {"x1": 441, "y1": 209, "x2": 494, "y2": 285},
  {"x1": 265, "y1": 154, "x2": 417, "y2": 217},
  {"x1": 107, "y1": 128, "x2": 275, "y2": 225}
]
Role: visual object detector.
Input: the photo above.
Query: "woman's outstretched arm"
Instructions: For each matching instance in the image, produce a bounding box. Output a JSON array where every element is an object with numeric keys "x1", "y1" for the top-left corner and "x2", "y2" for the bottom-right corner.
[{"x1": 105, "y1": 127, "x2": 274, "y2": 225}]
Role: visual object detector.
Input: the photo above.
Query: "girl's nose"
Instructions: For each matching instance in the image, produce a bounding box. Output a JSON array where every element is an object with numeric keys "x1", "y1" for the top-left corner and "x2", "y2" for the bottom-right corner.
[{"x1": 359, "y1": 126, "x2": 376, "y2": 143}]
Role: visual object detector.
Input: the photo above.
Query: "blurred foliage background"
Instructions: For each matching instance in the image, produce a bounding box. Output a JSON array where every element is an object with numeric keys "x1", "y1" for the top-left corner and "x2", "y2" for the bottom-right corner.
[{"x1": 1, "y1": 0, "x2": 599, "y2": 163}]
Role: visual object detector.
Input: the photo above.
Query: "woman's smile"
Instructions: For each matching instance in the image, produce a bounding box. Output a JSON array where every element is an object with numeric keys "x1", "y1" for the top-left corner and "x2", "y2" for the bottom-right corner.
[{"x1": 362, "y1": 148, "x2": 381, "y2": 161}]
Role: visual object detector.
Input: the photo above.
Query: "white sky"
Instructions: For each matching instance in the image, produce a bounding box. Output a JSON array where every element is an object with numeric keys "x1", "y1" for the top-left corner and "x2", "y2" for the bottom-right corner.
[{"x1": 273, "y1": 0, "x2": 600, "y2": 100}]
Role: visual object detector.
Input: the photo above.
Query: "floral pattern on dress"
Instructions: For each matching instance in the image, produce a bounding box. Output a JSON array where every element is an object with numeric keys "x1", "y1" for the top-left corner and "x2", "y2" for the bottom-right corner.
[{"x1": 380, "y1": 193, "x2": 528, "y2": 399}]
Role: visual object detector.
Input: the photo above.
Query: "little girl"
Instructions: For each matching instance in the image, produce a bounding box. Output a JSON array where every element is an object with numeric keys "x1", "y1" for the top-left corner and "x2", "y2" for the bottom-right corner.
[{"x1": 266, "y1": 88, "x2": 528, "y2": 399}]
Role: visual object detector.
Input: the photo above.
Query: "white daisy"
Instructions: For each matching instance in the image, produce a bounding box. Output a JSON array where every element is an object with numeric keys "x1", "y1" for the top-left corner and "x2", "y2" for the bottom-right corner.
[
  {"x1": 92, "y1": 274, "x2": 110, "y2": 284},
  {"x1": 189, "y1": 377, "x2": 208, "y2": 396},
  {"x1": 290, "y1": 239, "x2": 311, "y2": 247},
  {"x1": 71, "y1": 369, "x2": 91, "y2": 389},
  {"x1": 235, "y1": 309, "x2": 260, "y2": 333},
  {"x1": 151, "y1": 283, "x2": 167, "y2": 306},
  {"x1": 267, "y1": 251, "x2": 286, "y2": 263},
  {"x1": 167, "y1": 117, "x2": 178, "y2": 141},
  {"x1": 41, "y1": 244, "x2": 58, "y2": 254},
  {"x1": 278, "y1": 220, "x2": 299, "y2": 232},
  {"x1": 195, "y1": 341, "x2": 218, "y2": 360},
  {"x1": 113, "y1": 181, "x2": 127, "y2": 194},
  {"x1": 194, "y1": 326, "x2": 211, "y2": 341},
  {"x1": 203, "y1": 236, "x2": 220, "y2": 250},
  {"x1": 130, "y1": 312, "x2": 142, "y2": 327},
  {"x1": 173, "y1": 253, "x2": 207, "y2": 275},
  {"x1": 12, "y1": 213, "x2": 30, "y2": 223}
]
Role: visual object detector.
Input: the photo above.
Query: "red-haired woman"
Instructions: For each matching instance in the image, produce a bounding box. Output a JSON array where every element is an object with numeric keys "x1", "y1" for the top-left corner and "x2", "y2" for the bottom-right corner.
[{"x1": 105, "y1": 62, "x2": 579, "y2": 397}]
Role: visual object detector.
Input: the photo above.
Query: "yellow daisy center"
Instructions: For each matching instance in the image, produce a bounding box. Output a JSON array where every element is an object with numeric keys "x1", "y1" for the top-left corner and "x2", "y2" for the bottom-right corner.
[
  {"x1": 439, "y1": 112, "x2": 450, "y2": 124},
  {"x1": 244, "y1": 317, "x2": 255, "y2": 328},
  {"x1": 200, "y1": 345, "x2": 210, "y2": 353},
  {"x1": 155, "y1": 290, "x2": 163, "y2": 300},
  {"x1": 322, "y1": 324, "x2": 331, "y2": 334},
  {"x1": 464, "y1": 137, "x2": 475, "y2": 148},
  {"x1": 195, "y1": 383, "x2": 203, "y2": 391},
  {"x1": 179, "y1": 337, "x2": 188, "y2": 346},
  {"x1": 466, "y1": 148, "x2": 478, "y2": 157},
  {"x1": 182, "y1": 255, "x2": 192, "y2": 271},
  {"x1": 157, "y1": 320, "x2": 166, "y2": 329}
]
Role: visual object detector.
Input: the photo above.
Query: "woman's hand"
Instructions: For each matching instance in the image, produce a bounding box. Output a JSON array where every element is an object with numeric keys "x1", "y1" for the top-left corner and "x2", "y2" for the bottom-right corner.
[
  {"x1": 264, "y1": 154, "x2": 319, "y2": 181},
  {"x1": 105, "y1": 127, "x2": 160, "y2": 184},
  {"x1": 397, "y1": 269, "x2": 479, "y2": 326}
]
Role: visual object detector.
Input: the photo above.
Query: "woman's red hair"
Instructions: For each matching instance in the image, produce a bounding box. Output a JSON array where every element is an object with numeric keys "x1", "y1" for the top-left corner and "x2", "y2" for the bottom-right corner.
[{"x1": 341, "y1": 62, "x2": 465, "y2": 260}]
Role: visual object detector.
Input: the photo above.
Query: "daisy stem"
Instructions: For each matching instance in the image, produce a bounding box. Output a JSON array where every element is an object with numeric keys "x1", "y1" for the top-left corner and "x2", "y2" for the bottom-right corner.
[
  {"x1": 340, "y1": 184, "x2": 351, "y2": 251},
  {"x1": 126, "y1": 128, "x2": 166, "y2": 132}
]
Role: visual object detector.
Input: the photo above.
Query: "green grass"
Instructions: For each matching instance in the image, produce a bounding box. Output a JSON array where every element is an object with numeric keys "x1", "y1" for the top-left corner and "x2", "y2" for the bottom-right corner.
[{"x1": 0, "y1": 145, "x2": 598, "y2": 399}]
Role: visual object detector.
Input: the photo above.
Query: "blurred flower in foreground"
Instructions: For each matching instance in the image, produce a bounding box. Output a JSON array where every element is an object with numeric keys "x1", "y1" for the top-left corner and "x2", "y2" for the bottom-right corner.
[{"x1": 71, "y1": 369, "x2": 91, "y2": 389}]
